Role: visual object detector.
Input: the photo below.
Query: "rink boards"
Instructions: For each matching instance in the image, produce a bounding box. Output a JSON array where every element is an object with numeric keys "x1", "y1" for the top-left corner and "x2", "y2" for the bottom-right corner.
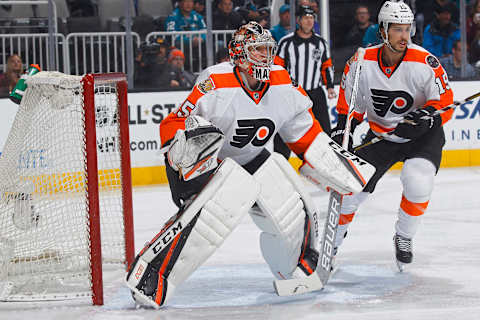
[{"x1": 0, "y1": 81, "x2": 479, "y2": 186}]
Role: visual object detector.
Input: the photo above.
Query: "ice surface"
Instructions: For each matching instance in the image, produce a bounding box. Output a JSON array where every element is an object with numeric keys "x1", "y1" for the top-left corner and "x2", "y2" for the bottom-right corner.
[{"x1": 1, "y1": 167, "x2": 480, "y2": 320}]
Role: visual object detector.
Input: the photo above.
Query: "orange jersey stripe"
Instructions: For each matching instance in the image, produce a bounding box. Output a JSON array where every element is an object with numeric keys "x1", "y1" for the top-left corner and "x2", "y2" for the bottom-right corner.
[
  {"x1": 269, "y1": 69, "x2": 292, "y2": 85},
  {"x1": 364, "y1": 47, "x2": 379, "y2": 61},
  {"x1": 353, "y1": 111, "x2": 365, "y2": 122},
  {"x1": 160, "y1": 112, "x2": 186, "y2": 147},
  {"x1": 369, "y1": 120, "x2": 394, "y2": 134},
  {"x1": 210, "y1": 72, "x2": 239, "y2": 89},
  {"x1": 296, "y1": 84, "x2": 308, "y2": 96},
  {"x1": 274, "y1": 55, "x2": 286, "y2": 68},
  {"x1": 286, "y1": 109, "x2": 322, "y2": 155},
  {"x1": 339, "y1": 213, "x2": 355, "y2": 225},
  {"x1": 400, "y1": 195, "x2": 429, "y2": 216},
  {"x1": 403, "y1": 48, "x2": 430, "y2": 63}
]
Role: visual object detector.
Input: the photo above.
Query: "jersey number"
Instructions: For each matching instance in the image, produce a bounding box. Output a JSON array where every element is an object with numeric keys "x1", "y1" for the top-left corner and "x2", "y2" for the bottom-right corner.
[{"x1": 435, "y1": 74, "x2": 450, "y2": 95}]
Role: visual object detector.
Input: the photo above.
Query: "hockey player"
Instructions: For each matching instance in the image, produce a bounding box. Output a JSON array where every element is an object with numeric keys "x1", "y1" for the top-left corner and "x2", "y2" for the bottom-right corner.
[
  {"x1": 125, "y1": 21, "x2": 375, "y2": 308},
  {"x1": 331, "y1": 1, "x2": 454, "y2": 271}
]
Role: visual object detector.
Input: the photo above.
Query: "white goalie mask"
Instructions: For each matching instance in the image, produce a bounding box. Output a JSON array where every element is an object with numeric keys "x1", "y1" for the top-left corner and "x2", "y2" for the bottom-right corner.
[
  {"x1": 228, "y1": 21, "x2": 277, "y2": 81},
  {"x1": 378, "y1": 1, "x2": 415, "y2": 52}
]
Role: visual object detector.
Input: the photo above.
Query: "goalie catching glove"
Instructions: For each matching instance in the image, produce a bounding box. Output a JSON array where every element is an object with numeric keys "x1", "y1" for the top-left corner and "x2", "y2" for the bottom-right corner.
[
  {"x1": 167, "y1": 115, "x2": 224, "y2": 181},
  {"x1": 300, "y1": 131, "x2": 376, "y2": 194}
]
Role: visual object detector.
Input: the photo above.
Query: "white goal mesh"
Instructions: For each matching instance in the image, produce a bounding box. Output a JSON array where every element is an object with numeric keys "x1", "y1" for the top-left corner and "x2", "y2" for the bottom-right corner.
[{"x1": 0, "y1": 72, "x2": 134, "y2": 304}]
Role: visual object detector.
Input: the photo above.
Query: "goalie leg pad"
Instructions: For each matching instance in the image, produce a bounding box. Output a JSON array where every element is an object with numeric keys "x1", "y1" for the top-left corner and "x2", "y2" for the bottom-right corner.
[
  {"x1": 300, "y1": 132, "x2": 376, "y2": 194},
  {"x1": 125, "y1": 158, "x2": 259, "y2": 308},
  {"x1": 250, "y1": 152, "x2": 320, "y2": 280}
]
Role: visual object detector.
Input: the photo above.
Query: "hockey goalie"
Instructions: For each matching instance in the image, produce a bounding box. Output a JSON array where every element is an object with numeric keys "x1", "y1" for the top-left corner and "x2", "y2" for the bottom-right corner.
[{"x1": 125, "y1": 22, "x2": 376, "y2": 308}]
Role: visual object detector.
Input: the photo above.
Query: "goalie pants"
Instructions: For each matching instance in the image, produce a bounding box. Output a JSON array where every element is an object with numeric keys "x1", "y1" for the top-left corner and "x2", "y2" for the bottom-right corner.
[{"x1": 335, "y1": 126, "x2": 445, "y2": 247}]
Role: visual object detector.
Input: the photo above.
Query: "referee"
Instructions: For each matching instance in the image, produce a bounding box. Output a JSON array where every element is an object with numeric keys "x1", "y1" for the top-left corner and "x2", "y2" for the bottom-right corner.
[{"x1": 274, "y1": 5, "x2": 336, "y2": 158}]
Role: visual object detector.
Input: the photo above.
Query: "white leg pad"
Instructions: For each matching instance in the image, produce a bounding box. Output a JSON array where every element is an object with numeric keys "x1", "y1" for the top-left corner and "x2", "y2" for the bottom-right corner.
[
  {"x1": 126, "y1": 158, "x2": 259, "y2": 308},
  {"x1": 250, "y1": 152, "x2": 320, "y2": 279}
]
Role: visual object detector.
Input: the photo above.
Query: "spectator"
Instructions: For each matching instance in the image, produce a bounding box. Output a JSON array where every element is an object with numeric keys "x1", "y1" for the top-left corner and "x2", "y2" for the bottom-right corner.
[
  {"x1": 309, "y1": 0, "x2": 321, "y2": 33},
  {"x1": 423, "y1": 4, "x2": 461, "y2": 58},
  {"x1": 233, "y1": 0, "x2": 260, "y2": 22},
  {"x1": 345, "y1": 5, "x2": 373, "y2": 48},
  {"x1": 467, "y1": 0, "x2": 480, "y2": 44},
  {"x1": 0, "y1": 54, "x2": 23, "y2": 98},
  {"x1": 165, "y1": 49, "x2": 196, "y2": 89},
  {"x1": 212, "y1": 0, "x2": 245, "y2": 30},
  {"x1": 134, "y1": 41, "x2": 169, "y2": 89},
  {"x1": 468, "y1": 31, "x2": 480, "y2": 68},
  {"x1": 215, "y1": 47, "x2": 230, "y2": 63},
  {"x1": 440, "y1": 40, "x2": 478, "y2": 80},
  {"x1": 194, "y1": 0, "x2": 206, "y2": 18},
  {"x1": 165, "y1": 0, "x2": 206, "y2": 48},
  {"x1": 66, "y1": 0, "x2": 97, "y2": 17},
  {"x1": 257, "y1": 6, "x2": 270, "y2": 29},
  {"x1": 270, "y1": 4, "x2": 290, "y2": 42},
  {"x1": 362, "y1": 23, "x2": 381, "y2": 47}
]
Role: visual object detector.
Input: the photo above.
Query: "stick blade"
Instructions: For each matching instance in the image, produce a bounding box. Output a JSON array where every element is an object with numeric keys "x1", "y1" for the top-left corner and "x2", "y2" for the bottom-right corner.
[{"x1": 273, "y1": 274, "x2": 324, "y2": 297}]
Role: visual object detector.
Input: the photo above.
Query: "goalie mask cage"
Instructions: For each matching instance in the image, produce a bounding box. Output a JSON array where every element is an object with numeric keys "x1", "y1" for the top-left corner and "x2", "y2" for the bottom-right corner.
[{"x1": 0, "y1": 72, "x2": 134, "y2": 305}]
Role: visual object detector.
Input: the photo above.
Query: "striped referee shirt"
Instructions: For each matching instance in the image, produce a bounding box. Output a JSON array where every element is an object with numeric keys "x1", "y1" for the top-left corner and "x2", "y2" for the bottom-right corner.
[{"x1": 274, "y1": 32, "x2": 334, "y2": 91}]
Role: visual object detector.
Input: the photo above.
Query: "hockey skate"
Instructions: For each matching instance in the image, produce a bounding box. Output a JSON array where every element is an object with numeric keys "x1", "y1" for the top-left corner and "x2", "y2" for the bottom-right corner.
[{"x1": 393, "y1": 234, "x2": 412, "y2": 272}]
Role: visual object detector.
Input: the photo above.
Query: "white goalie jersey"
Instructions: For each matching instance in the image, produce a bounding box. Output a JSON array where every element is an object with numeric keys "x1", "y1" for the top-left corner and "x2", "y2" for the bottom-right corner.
[{"x1": 160, "y1": 63, "x2": 322, "y2": 165}]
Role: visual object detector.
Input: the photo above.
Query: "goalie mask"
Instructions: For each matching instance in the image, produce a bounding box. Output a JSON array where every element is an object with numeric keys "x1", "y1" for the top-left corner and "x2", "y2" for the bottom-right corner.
[
  {"x1": 228, "y1": 21, "x2": 277, "y2": 81},
  {"x1": 378, "y1": 1, "x2": 415, "y2": 52}
]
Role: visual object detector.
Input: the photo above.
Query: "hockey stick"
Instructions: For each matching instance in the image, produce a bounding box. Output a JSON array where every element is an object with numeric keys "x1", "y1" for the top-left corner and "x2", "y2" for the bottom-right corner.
[
  {"x1": 353, "y1": 90, "x2": 480, "y2": 152},
  {"x1": 274, "y1": 48, "x2": 366, "y2": 297}
]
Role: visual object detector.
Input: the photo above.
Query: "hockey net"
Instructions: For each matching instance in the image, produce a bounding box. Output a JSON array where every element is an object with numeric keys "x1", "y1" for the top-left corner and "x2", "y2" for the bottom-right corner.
[{"x1": 0, "y1": 72, "x2": 134, "y2": 305}]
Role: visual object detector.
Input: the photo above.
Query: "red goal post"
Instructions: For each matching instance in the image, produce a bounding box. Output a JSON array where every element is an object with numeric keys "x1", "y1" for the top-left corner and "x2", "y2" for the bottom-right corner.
[{"x1": 0, "y1": 72, "x2": 134, "y2": 305}]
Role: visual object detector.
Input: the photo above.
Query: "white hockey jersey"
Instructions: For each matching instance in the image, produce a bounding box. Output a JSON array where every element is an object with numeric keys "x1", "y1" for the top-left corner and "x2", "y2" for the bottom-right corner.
[
  {"x1": 337, "y1": 44, "x2": 454, "y2": 142},
  {"x1": 160, "y1": 63, "x2": 322, "y2": 165}
]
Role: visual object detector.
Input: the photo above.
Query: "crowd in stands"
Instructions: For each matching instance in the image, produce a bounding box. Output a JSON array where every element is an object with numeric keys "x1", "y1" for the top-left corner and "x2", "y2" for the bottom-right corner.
[{"x1": 1, "y1": 0, "x2": 479, "y2": 97}]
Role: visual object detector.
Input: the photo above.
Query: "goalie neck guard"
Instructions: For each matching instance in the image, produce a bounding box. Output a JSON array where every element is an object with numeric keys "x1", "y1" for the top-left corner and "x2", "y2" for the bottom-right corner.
[{"x1": 228, "y1": 21, "x2": 277, "y2": 81}]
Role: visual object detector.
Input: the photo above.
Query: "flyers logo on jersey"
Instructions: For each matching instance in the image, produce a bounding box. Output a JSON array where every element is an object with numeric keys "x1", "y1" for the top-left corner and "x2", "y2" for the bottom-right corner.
[
  {"x1": 230, "y1": 119, "x2": 275, "y2": 148},
  {"x1": 371, "y1": 89, "x2": 414, "y2": 117}
]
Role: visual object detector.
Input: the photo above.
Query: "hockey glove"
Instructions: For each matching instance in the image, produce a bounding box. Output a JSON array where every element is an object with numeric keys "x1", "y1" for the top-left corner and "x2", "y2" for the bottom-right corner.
[
  {"x1": 330, "y1": 114, "x2": 357, "y2": 152},
  {"x1": 393, "y1": 106, "x2": 442, "y2": 141}
]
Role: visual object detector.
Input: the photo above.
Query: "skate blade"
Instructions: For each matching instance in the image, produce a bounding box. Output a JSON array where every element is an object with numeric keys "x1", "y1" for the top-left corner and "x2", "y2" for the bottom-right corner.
[{"x1": 395, "y1": 259, "x2": 406, "y2": 272}]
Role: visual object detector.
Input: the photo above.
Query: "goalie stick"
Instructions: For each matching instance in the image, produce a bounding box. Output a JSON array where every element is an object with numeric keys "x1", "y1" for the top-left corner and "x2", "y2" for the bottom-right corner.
[
  {"x1": 353, "y1": 90, "x2": 480, "y2": 152},
  {"x1": 274, "y1": 48, "x2": 366, "y2": 296}
]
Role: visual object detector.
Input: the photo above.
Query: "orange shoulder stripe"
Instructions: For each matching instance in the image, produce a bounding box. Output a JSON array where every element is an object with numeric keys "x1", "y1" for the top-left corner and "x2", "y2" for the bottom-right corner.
[
  {"x1": 403, "y1": 48, "x2": 429, "y2": 63},
  {"x1": 364, "y1": 47, "x2": 379, "y2": 61},
  {"x1": 286, "y1": 109, "x2": 322, "y2": 155},
  {"x1": 210, "y1": 72, "x2": 240, "y2": 88},
  {"x1": 274, "y1": 56, "x2": 286, "y2": 67},
  {"x1": 269, "y1": 69, "x2": 292, "y2": 85}
]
